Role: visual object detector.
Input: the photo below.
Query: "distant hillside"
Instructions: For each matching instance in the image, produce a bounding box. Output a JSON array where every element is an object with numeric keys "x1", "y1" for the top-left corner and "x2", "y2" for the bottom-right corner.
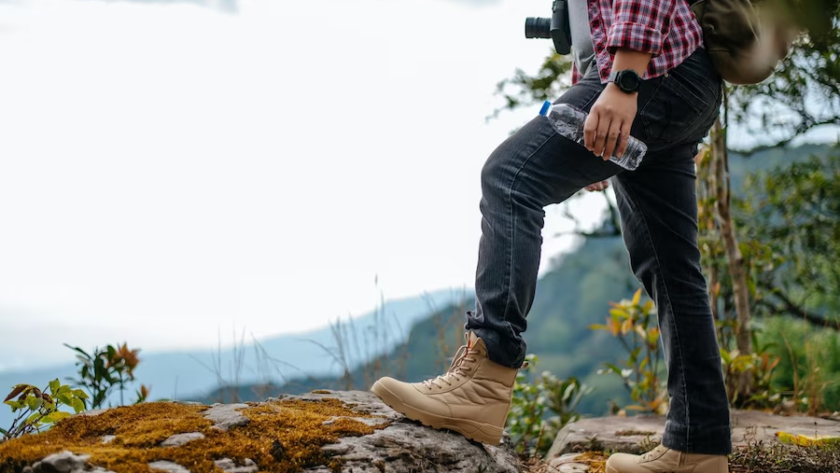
[{"x1": 211, "y1": 143, "x2": 835, "y2": 415}]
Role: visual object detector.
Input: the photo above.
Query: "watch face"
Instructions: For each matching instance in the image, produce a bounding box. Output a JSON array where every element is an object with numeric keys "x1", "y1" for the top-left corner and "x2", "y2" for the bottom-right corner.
[{"x1": 619, "y1": 71, "x2": 641, "y2": 91}]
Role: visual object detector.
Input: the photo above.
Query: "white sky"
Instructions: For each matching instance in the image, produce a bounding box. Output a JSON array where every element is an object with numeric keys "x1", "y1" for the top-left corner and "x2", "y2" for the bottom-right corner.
[{"x1": 0, "y1": 0, "x2": 612, "y2": 371}]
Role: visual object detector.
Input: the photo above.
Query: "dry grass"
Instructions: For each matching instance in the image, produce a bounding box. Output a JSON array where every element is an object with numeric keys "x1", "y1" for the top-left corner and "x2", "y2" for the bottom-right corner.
[
  {"x1": 730, "y1": 441, "x2": 840, "y2": 473},
  {"x1": 523, "y1": 443, "x2": 840, "y2": 473}
]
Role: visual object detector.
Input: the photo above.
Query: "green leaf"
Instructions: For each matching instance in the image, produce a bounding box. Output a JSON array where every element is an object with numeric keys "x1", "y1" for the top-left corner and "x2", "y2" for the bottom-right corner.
[
  {"x1": 0, "y1": 426, "x2": 7, "y2": 435},
  {"x1": 5, "y1": 400, "x2": 25, "y2": 412},
  {"x1": 610, "y1": 308, "x2": 628, "y2": 319},
  {"x1": 71, "y1": 397, "x2": 85, "y2": 414},
  {"x1": 49, "y1": 379, "x2": 60, "y2": 394},
  {"x1": 57, "y1": 394, "x2": 73, "y2": 406},
  {"x1": 26, "y1": 396, "x2": 43, "y2": 412},
  {"x1": 602, "y1": 363, "x2": 623, "y2": 376},
  {"x1": 24, "y1": 412, "x2": 41, "y2": 426},
  {"x1": 74, "y1": 390, "x2": 89, "y2": 400},
  {"x1": 64, "y1": 344, "x2": 91, "y2": 359},
  {"x1": 631, "y1": 288, "x2": 642, "y2": 306},
  {"x1": 42, "y1": 411, "x2": 71, "y2": 424}
]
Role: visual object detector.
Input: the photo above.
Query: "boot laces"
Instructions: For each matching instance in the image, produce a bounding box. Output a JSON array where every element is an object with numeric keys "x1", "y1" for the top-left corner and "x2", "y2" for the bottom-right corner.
[
  {"x1": 641, "y1": 444, "x2": 668, "y2": 461},
  {"x1": 422, "y1": 344, "x2": 476, "y2": 389}
]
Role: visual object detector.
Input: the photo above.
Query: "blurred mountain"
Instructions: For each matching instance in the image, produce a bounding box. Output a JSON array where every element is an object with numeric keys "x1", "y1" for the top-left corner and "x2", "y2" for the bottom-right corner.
[
  {"x1": 0, "y1": 287, "x2": 460, "y2": 427},
  {"x1": 205, "y1": 144, "x2": 835, "y2": 415}
]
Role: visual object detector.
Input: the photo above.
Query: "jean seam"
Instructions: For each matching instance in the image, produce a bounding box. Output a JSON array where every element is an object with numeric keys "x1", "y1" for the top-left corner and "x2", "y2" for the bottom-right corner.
[
  {"x1": 623, "y1": 180, "x2": 690, "y2": 450},
  {"x1": 638, "y1": 78, "x2": 666, "y2": 143},
  {"x1": 501, "y1": 128, "x2": 556, "y2": 331}
]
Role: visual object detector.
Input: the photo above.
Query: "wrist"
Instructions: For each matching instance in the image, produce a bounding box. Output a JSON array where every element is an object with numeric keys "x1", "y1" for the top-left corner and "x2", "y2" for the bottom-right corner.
[
  {"x1": 606, "y1": 82, "x2": 638, "y2": 97},
  {"x1": 607, "y1": 69, "x2": 643, "y2": 94}
]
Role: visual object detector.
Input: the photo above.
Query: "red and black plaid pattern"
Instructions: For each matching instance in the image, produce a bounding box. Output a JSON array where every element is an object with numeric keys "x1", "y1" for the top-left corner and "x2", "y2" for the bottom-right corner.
[{"x1": 572, "y1": 0, "x2": 703, "y2": 84}]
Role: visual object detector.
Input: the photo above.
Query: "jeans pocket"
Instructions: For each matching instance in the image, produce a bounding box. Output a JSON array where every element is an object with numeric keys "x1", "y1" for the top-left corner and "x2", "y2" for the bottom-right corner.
[{"x1": 639, "y1": 73, "x2": 709, "y2": 144}]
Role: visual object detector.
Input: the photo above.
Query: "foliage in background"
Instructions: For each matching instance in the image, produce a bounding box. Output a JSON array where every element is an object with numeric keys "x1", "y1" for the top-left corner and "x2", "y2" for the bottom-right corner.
[
  {"x1": 507, "y1": 354, "x2": 592, "y2": 458},
  {"x1": 490, "y1": 52, "x2": 572, "y2": 121},
  {"x1": 64, "y1": 343, "x2": 149, "y2": 409},
  {"x1": 700, "y1": 151, "x2": 840, "y2": 412},
  {"x1": 738, "y1": 154, "x2": 840, "y2": 325},
  {"x1": 1, "y1": 380, "x2": 87, "y2": 441},
  {"x1": 728, "y1": 0, "x2": 840, "y2": 152},
  {"x1": 719, "y1": 332, "x2": 781, "y2": 409},
  {"x1": 590, "y1": 290, "x2": 667, "y2": 415},
  {"x1": 759, "y1": 317, "x2": 840, "y2": 415}
]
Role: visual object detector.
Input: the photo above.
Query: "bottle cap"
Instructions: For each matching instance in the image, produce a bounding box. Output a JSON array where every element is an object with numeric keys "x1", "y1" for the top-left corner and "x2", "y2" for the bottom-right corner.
[{"x1": 539, "y1": 100, "x2": 551, "y2": 116}]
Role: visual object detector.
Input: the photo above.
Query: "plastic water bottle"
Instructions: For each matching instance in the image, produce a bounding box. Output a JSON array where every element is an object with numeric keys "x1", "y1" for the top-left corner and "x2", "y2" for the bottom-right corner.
[{"x1": 539, "y1": 101, "x2": 647, "y2": 171}]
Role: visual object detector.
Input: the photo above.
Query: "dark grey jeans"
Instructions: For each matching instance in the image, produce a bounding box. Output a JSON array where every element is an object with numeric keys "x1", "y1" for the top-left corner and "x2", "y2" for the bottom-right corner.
[{"x1": 465, "y1": 47, "x2": 732, "y2": 455}]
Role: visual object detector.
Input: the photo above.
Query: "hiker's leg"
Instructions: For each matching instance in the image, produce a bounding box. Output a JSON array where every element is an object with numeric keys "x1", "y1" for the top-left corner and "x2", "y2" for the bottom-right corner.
[
  {"x1": 371, "y1": 71, "x2": 624, "y2": 445},
  {"x1": 613, "y1": 150, "x2": 731, "y2": 455},
  {"x1": 612, "y1": 49, "x2": 731, "y2": 456},
  {"x1": 464, "y1": 72, "x2": 623, "y2": 369}
]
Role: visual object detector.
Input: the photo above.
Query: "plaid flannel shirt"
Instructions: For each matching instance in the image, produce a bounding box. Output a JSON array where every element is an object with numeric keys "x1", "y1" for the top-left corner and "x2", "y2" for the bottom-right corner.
[{"x1": 572, "y1": 0, "x2": 703, "y2": 84}]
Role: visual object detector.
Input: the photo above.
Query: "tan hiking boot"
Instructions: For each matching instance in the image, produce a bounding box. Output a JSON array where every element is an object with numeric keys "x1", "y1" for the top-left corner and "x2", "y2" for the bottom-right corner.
[
  {"x1": 370, "y1": 331, "x2": 517, "y2": 445},
  {"x1": 606, "y1": 444, "x2": 729, "y2": 473}
]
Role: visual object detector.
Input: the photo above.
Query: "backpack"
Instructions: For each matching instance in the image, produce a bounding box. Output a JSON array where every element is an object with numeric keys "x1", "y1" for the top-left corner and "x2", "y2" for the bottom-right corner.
[{"x1": 689, "y1": 0, "x2": 800, "y2": 84}]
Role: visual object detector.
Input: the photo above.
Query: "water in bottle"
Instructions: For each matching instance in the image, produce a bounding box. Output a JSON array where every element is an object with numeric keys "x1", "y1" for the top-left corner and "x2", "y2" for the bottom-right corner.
[{"x1": 539, "y1": 101, "x2": 647, "y2": 171}]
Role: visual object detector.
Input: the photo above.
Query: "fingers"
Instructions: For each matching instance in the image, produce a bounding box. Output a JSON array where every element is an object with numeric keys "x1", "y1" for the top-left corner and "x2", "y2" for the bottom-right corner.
[
  {"x1": 602, "y1": 120, "x2": 623, "y2": 161},
  {"x1": 615, "y1": 123, "x2": 631, "y2": 159},
  {"x1": 592, "y1": 113, "x2": 611, "y2": 158},
  {"x1": 585, "y1": 181, "x2": 610, "y2": 192},
  {"x1": 584, "y1": 110, "x2": 599, "y2": 152}
]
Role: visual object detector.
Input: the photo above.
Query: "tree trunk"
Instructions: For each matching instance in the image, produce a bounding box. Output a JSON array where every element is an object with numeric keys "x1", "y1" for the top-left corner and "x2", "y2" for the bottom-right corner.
[{"x1": 710, "y1": 117, "x2": 753, "y2": 396}]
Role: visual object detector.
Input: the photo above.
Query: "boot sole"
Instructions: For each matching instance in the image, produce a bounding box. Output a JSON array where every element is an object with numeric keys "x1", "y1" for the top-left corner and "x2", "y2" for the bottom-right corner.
[
  {"x1": 371, "y1": 381, "x2": 504, "y2": 445},
  {"x1": 605, "y1": 458, "x2": 729, "y2": 473}
]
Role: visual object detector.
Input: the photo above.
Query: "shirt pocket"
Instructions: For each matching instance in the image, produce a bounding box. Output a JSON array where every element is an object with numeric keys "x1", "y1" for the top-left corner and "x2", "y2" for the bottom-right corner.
[{"x1": 638, "y1": 72, "x2": 710, "y2": 144}]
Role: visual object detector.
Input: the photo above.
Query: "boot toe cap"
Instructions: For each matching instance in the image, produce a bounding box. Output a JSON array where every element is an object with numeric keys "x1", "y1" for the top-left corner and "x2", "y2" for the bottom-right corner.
[{"x1": 605, "y1": 453, "x2": 644, "y2": 473}]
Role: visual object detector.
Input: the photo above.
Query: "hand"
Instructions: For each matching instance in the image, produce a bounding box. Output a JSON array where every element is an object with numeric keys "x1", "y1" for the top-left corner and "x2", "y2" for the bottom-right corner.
[
  {"x1": 585, "y1": 181, "x2": 610, "y2": 192},
  {"x1": 584, "y1": 83, "x2": 638, "y2": 160}
]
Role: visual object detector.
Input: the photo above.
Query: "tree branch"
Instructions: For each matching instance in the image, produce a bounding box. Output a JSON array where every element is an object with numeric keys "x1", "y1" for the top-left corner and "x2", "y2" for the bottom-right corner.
[
  {"x1": 730, "y1": 117, "x2": 840, "y2": 157},
  {"x1": 756, "y1": 291, "x2": 838, "y2": 329}
]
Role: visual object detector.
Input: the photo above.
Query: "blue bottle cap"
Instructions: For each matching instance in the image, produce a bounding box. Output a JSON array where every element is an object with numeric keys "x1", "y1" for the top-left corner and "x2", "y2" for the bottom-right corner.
[{"x1": 539, "y1": 100, "x2": 551, "y2": 116}]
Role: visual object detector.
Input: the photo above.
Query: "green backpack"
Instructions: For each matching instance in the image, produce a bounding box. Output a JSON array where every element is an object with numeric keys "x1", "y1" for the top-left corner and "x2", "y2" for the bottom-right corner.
[{"x1": 689, "y1": 0, "x2": 799, "y2": 84}]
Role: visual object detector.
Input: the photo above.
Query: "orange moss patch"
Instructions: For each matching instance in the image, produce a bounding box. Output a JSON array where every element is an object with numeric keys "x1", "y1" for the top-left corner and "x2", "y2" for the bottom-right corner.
[
  {"x1": 0, "y1": 399, "x2": 387, "y2": 473},
  {"x1": 575, "y1": 452, "x2": 607, "y2": 473}
]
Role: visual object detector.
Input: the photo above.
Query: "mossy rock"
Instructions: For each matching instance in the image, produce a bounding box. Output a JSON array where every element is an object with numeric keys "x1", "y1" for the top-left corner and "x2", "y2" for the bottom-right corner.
[{"x1": 0, "y1": 391, "x2": 520, "y2": 473}]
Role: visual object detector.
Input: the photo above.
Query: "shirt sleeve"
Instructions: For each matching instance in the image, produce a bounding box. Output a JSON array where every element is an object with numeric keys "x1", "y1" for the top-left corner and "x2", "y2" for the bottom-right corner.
[
  {"x1": 606, "y1": 0, "x2": 675, "y2": 57},
  {"x1": 571, "y1": 62, "x2": 582, "y2": 85}
]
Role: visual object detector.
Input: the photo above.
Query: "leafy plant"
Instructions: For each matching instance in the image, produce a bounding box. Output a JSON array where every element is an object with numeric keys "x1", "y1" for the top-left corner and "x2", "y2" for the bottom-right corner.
[
  {"x1": 590, "y1": 289, "x2": 667, "y2": 414},
  {"x1": 64, "y1": 343, "x2": 148, "y2": 409},
  {"x1": 507, "y1": 354, "x2": 592, "y2": 457},
  {"x1": 1, "y1": 380, "x2": 88, "y2": 440},
  {"x1": 720, "y1": 330, "x2": 781, "y2": 409}
]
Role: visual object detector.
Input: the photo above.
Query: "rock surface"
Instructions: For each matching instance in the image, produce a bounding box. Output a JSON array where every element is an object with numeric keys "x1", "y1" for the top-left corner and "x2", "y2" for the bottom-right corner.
[
  {"x1": 23, "y1": 451, "x2": 114, "y2": 473},
  {"x1": 203, "y1": 403, "x2": 250, "y2": 431},
  {"x1": 296, "y1": 390, "x2": 520, "y2": 473},
  {"x1": 3, "y1": 390, "x2": 520, "y2": 473},
  {"x1": 547, "y1": 409, "x2": 840, "y2": 458},
  {"x1": 159, "y1": 432, "x2": 206, "y2": 447}
]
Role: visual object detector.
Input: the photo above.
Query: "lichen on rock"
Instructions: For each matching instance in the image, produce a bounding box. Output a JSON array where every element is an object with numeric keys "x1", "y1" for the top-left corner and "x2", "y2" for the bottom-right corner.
[
  {"x1": 0, "y1": 394, "x2": 382, "y2": 473},
  {"x1": 0, "y1": 391, "x2": 520, "y2": 473}
]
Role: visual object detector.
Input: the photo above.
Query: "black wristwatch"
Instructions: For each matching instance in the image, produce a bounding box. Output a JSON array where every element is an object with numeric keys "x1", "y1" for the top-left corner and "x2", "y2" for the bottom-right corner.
[{"x1": 608, "y1": 69, "x2": 643, "y2": 94}]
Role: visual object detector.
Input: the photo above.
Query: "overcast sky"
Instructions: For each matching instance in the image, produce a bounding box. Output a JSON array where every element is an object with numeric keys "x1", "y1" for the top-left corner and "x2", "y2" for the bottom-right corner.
[
  {"x1": 0, "y1": 0, "x2": 618, "y2": 371},
  {"x1": 3, "y1": 0, "x2": 834, "y2": 373}
]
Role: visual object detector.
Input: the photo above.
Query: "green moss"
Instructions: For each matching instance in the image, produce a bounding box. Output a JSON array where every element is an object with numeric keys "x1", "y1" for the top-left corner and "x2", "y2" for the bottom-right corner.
[{"x1": 0, "y1": 399, "x2": 387, "y2": 473}]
